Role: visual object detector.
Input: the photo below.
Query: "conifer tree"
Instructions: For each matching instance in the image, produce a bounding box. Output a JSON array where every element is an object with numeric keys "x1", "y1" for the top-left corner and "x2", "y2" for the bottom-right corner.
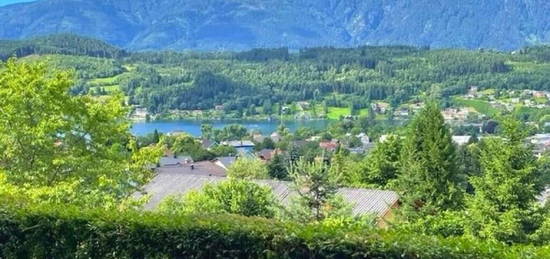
[
  {"x1": 397, "y1": 101, "x2": 463, "y2": 213},
  {"x1": 287, "y1": 159, "x2": 350, "y2": 222},
  {"x1": 464, "y1": 117, "x2": 543, "y2": 243}
]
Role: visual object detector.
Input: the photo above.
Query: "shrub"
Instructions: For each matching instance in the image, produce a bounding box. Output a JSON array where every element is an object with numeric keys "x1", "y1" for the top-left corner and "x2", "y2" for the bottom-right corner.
[
  {"x1": 1, "y1": 201, "x2": 549, "y2": 258},
  {"x1": 157, "y1": 179, "x2": 278, "y2": 218}
]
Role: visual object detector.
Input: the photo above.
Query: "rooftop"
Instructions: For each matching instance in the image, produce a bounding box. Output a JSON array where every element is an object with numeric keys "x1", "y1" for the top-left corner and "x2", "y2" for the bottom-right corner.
[
  {"x1": 136, "y1": 175, "x2": 399, "y2": 217},
  {"x1": 159, "y1": 156, "x2": 192, "y2": 167},
  {"x1": 223, "y1": 140, "x2": 255, "y2": 147}
]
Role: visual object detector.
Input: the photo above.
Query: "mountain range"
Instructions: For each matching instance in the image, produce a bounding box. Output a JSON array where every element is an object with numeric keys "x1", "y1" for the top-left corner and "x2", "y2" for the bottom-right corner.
[{"x1": 0, "y1": 0, "x2": 549, "y2": 51}]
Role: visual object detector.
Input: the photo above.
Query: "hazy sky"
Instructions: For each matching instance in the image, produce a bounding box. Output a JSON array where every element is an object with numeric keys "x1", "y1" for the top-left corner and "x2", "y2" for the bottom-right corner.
[{"x1": 0, "y1": 0, "x2": 36, "y2": 7}]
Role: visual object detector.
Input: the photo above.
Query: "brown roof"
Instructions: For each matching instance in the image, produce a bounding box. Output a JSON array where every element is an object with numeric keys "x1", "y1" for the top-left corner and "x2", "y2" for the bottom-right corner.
[
  {"x1": 257, "y1": 149, "x2": 275, "y2": 161},
  {"x1": 156, "y1": 161, "x2": 227, "y2": 177},
  {"x1": 319, "y1": 141, "x2": 339, "y2": 151}
]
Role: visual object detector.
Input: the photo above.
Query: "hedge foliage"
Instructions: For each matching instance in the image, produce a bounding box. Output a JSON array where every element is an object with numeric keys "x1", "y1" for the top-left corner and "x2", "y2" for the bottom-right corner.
[{"x1": 0, "y1": 202, "x2": 549, "y2": 258}]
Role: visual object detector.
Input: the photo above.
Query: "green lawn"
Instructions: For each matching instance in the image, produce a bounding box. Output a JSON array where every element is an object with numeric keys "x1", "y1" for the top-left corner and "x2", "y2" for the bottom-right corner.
[
  {"x1": 327, "y1": 107, "x2": 350, "y2": 120},
  {"x1": 454, "y1": 97, "x2": 498, "y2": 116},
  {"x1": 89, "y1": 76, "x2": 118, "y2": 86}
]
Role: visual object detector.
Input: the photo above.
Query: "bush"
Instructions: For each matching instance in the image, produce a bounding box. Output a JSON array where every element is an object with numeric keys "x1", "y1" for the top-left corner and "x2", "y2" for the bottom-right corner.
[
  {"x1": 227, "y1": 157, "x2": 269, "y2": 179},
  {"x1": 157, "y1": 179, "x2": 278, "y2": 218},
  {"x1": 1, "y1": 201, "x2": 549, "y2": 258}
]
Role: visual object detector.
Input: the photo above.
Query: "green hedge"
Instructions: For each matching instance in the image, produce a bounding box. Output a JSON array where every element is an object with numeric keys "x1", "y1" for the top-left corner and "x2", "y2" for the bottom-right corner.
[{"x1": 0, "y1": 202, "x2": 549, "y2": 258}]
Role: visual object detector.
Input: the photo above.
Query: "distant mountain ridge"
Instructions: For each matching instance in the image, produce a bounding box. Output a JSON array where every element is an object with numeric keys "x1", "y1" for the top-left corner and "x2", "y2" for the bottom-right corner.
[{"x1": 0, "y1": 0, "x2": 549, "y2": 50}]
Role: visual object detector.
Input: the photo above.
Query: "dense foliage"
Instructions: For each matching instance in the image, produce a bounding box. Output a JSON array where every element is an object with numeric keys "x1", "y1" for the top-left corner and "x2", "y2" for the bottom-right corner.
[
  {"x1": 3, "y1": 35, "x2": 550, "y2": 120},
  {"x1": 1, "y1": 201, "x2": 549, "y2": 258},
  {"x1": 158, "y1": 180, "x2": 277, "y2": 218},
  {"x1": 0, "y1": 59, "x2": 162, "y2": 208}
]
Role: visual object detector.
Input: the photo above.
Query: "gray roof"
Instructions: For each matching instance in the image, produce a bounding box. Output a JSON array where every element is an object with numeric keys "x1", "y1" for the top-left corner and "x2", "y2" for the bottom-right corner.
[
  {"x1": 136, "y1": 175, "x2": 399, "y2": 217},
  {"x1": 156, "y1": 161, "x2": 227, "y2": 177},
  {"x1": 224, "y1": 140, "x2": 255, "y2": 147},
  {"x1": 137, "y1": 175, "x2": 225, "y2": 210},
  {"x1": 159, "y1": 156, "x2": 191, "y2": 167},
  {"x1": 215, "y1": 156, "x2": 236, "y2": 169}
]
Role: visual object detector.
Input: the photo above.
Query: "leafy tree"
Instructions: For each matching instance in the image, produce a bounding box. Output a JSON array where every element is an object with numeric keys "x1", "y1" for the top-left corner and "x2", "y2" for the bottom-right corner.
[
  {"x1": 286, "y1": 159, "x2": 350, "y2": 222},
  {"x1": 0, "y1": 59, "x2": 154, "y2": 187},
  {"x1": 157, "y1": 179, "x2": 278, "y2": 218},
  {"x1": 213, "y1": 124, "x2": 248, "y2": 141},
  {"x1": 294, "y1": 127, "x2": 315, "y2": 140},
  {"x1": 227, "y1": 157, "x2": 269, "y2": 179},
  {"x1": 0, "y1": 59, "x2": 162, "y2": 206},
  {"x1": 210, "y1": 144, "x2": 237, "y2": 157},
  {"x1": 397, "y1": 101, "x2": 463, "y2": 213},
  {"x1": 255, "y1": 137, "x2": 275, "y2": 151}
]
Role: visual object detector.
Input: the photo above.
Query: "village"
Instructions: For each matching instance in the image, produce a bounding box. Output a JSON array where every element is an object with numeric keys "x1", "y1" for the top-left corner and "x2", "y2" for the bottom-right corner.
[{"x1": 135, "y1": 116, "x2": 550, "y2": 223}]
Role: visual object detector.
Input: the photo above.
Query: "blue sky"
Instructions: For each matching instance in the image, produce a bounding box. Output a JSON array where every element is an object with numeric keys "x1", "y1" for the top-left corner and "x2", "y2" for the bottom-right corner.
[{"x1": 0, "y1": 0, "x2": 37, "y2": 7}]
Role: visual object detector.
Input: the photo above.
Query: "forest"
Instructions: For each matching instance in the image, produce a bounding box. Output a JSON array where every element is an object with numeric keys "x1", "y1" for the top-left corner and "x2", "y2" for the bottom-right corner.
[{"x1": 3, "y1": 34, "x2": 550, "y2": 119}]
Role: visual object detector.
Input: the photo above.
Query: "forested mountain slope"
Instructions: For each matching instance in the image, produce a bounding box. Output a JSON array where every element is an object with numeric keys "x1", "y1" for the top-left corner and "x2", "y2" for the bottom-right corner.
[
  {"x1": 0, "y1": 0, "x2": 549, "y2": 50},
  {"x1": 3, "y1": 34, "x2": 550, "y2": 120}
]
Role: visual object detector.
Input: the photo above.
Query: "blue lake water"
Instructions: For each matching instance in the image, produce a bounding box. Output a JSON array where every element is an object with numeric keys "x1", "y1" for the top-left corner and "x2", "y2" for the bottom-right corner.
[{"x1": 131, "y1": 119, "x2": 332, "y2": 136}]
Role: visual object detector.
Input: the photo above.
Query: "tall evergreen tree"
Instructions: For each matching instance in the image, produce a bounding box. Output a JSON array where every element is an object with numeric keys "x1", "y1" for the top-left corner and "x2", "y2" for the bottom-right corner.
[
  {"x1": 152, "y1": 129, "x2": 160, "y2": 144},
  {"x1": 464, "y1": 117, "x2": 544, "y2": 243},
  {"x1": 397, "y1": 101, "x2": 463, "y2": 213}
]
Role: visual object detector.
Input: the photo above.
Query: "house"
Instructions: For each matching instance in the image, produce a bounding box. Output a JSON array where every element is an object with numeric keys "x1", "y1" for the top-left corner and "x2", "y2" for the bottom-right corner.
[
  {"x1": 214, "y1": 105, "x2": 225, "y2": 111},
  {"x1": 306, "y1": 136, "x2": 321, "y2": 142},
  {"x1": 442, "y1": 108, "x2": 469, "y2": 121},
  {"x1": 533, "y1": 91, "x2": 546, "y2": 98},
  {"x1": 410, "y1": 102, "x2": 424, "y2": 113},
  {"x1": 281, "y1": 106, "x2": 291, "y2": 114},
  {"x1": 213, "y1": 156, "x2": 236, "y2": 170},
  {"x1": 257, "y1": 149, "x2": 283, "y2": 161},
  {"x1": 452, "y1": 136, "x2": 472, "y2": 146},
  {"x1": 291, "y1": 140, "x2": 308, "y2": 148},
  {"x1": 394, "y1": 108, "x2": 409, "y2": 117},
  {"x1": 252, "y1": 133, "x2": 265, "y2": 143},
  {"x1": 131, "y1": 107, "x2": 149, "y2": 121},
  {"x1": 319, "y1": 140, "x2": 339, "y2": 152},
  {"x1": 357, "y1": 133, "x2": 370, "y2": 146},
  {"x1": 270, "y1": 132, "x2": 282, "y2": 143},
  {"x1": 467, "y1": 86, "x2": 478, "y2": 97},
  {"x1": 223, "y1": 140, "x2": 255, "y2": 154},
  {"x1": 159, "y1": 156, "x2": 192, "y2": 167},
  {"x1": 371, "y1": 102, "x2": 390, "y2": 114},
  {"x1": 135, "y1": 174, "x2": 399, "y2": 228},
  {"x1": 297, "y1": 101, "x2": 310, "y2": 110},
  {"x1": 529, "y1": 134, "x2": 550, "y2": 154}
]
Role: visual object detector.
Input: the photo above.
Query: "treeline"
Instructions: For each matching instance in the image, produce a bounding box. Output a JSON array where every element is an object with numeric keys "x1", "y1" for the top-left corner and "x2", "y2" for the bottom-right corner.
[
  {"x1": 0, "y1": 34, "x2": 126, "y2": 60},
  {"x1": 4, "y1": 34, "x2": 550, "y2": 115}
]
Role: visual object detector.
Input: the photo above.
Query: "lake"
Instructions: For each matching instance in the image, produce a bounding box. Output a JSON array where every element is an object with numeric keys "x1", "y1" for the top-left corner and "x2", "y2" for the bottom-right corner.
[{"x1": 131, "y1": 119, "x2": 332, "y2": 136}]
